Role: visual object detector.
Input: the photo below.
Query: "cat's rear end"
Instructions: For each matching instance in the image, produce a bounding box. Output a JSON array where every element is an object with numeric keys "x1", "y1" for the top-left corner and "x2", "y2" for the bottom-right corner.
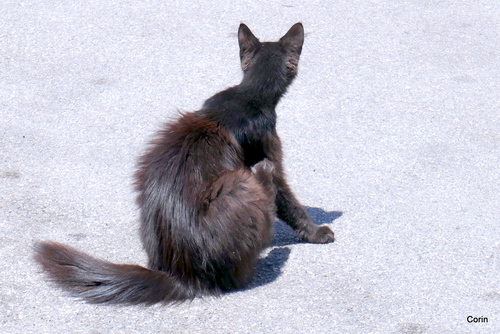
[{"x1": 135, "y1": 112, "x2": 276, "y2": 292}]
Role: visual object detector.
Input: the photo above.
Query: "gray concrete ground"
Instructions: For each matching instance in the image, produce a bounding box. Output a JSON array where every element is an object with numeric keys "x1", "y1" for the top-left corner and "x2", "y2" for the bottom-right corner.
[{"x1": 1, "y1": 1, "x2": 499, "y2": 333}]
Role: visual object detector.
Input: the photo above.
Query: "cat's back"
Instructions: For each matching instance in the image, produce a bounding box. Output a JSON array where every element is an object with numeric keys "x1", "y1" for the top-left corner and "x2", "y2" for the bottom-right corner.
[{"x1": 135, "y1": 112, "x2": 243, "y2": 194}]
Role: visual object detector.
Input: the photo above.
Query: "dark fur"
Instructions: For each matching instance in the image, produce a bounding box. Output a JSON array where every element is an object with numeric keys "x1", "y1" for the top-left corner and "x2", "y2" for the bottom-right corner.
[{"x1": 34, "y1": 23, "x2": 335, "y2": 305}]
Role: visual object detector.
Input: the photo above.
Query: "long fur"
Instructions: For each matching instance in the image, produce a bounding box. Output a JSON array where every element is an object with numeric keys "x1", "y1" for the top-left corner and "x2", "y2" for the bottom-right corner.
[{"x1": 34, "y1": 23, "x2": 334, "y2": 305}]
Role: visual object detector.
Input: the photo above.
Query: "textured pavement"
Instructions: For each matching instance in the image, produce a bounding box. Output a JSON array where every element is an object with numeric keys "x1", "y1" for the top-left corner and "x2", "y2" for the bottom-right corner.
[{"x1": 1, "y1": 1, "x2": 499, "y2": 333}]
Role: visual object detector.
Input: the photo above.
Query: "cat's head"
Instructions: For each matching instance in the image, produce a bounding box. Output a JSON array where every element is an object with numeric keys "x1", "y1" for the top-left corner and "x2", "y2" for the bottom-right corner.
[{"x1": 238, "y1": 23, "x2": 304, "y2": 86}]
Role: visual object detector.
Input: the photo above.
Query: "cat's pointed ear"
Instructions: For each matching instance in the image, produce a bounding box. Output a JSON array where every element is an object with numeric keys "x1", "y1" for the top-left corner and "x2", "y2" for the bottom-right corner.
[
  {"x1": 238, "y1": 23, "x2": 260, "y2": 71},
  {"x1": 279, "y1": 22, "x2": 304, "y2": 55}
]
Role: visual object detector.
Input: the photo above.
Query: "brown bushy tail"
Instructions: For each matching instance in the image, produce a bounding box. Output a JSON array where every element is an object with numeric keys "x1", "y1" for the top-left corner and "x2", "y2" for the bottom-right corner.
[{"x1": 34, "y1": 241, "x2": 197, "y2": 305}]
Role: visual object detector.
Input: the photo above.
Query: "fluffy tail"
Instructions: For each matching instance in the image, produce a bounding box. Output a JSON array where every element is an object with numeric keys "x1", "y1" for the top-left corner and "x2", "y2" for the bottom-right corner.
[{"x1": 34, "y1": 241, "x2": 196, "y2": 305}]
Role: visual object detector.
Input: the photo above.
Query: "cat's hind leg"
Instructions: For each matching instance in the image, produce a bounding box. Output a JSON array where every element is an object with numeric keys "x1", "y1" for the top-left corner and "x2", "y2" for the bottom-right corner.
[
  {"x1": 251, "y1": 158, "x2": 277, "y2": 204},
  {"x1": 199, "y1": 168, "x2": 275, "y2": 289}
]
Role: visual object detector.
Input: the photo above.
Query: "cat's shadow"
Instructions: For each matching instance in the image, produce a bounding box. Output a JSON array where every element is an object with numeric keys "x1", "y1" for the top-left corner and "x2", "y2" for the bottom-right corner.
[{"x1": 247, "y1": 207, "x2": 342, "y2": 290}]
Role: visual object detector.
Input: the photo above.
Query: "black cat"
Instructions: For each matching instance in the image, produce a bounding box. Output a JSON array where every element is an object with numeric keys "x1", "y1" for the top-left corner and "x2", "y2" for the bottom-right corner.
[{"x1": 35, "y1": 22, "x2": 335, "y2": 305}]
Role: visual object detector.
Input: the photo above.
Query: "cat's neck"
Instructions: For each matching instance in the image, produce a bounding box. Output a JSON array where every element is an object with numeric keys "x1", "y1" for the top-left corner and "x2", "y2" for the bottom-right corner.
[
  {"x1": 238, "y1": 73, "x2": 289, "y2": 109},
  {"x1": 237, "y1": 84, "x2": 283, "y2": 109},
  {"x1": 202, "y1": 82, "x2": 286, "y2": 114}
]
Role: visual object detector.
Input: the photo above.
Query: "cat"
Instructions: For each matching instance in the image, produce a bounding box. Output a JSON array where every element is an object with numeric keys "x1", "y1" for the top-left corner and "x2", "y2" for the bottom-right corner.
[{"x1": 34, "y1": 22, "x2": 335, "y2": 305}]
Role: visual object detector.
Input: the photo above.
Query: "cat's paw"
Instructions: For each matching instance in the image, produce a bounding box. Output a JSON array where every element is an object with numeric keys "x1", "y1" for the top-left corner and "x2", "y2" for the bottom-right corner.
[
  {"x1": 251, "y1": 159, "x2": 276, "y2": 187},
  {"x1": 251, "y1": 159, "x2": 275, "y2": 175},
  {"x1": 306, "y1": 225, "x2": 335, "y2": 244}
]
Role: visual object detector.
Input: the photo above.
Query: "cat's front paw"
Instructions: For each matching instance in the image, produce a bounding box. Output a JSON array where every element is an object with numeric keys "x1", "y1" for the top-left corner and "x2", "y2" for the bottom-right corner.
[{"x1": 306, "y1": 225, "x2": 335, "y2": 244}]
